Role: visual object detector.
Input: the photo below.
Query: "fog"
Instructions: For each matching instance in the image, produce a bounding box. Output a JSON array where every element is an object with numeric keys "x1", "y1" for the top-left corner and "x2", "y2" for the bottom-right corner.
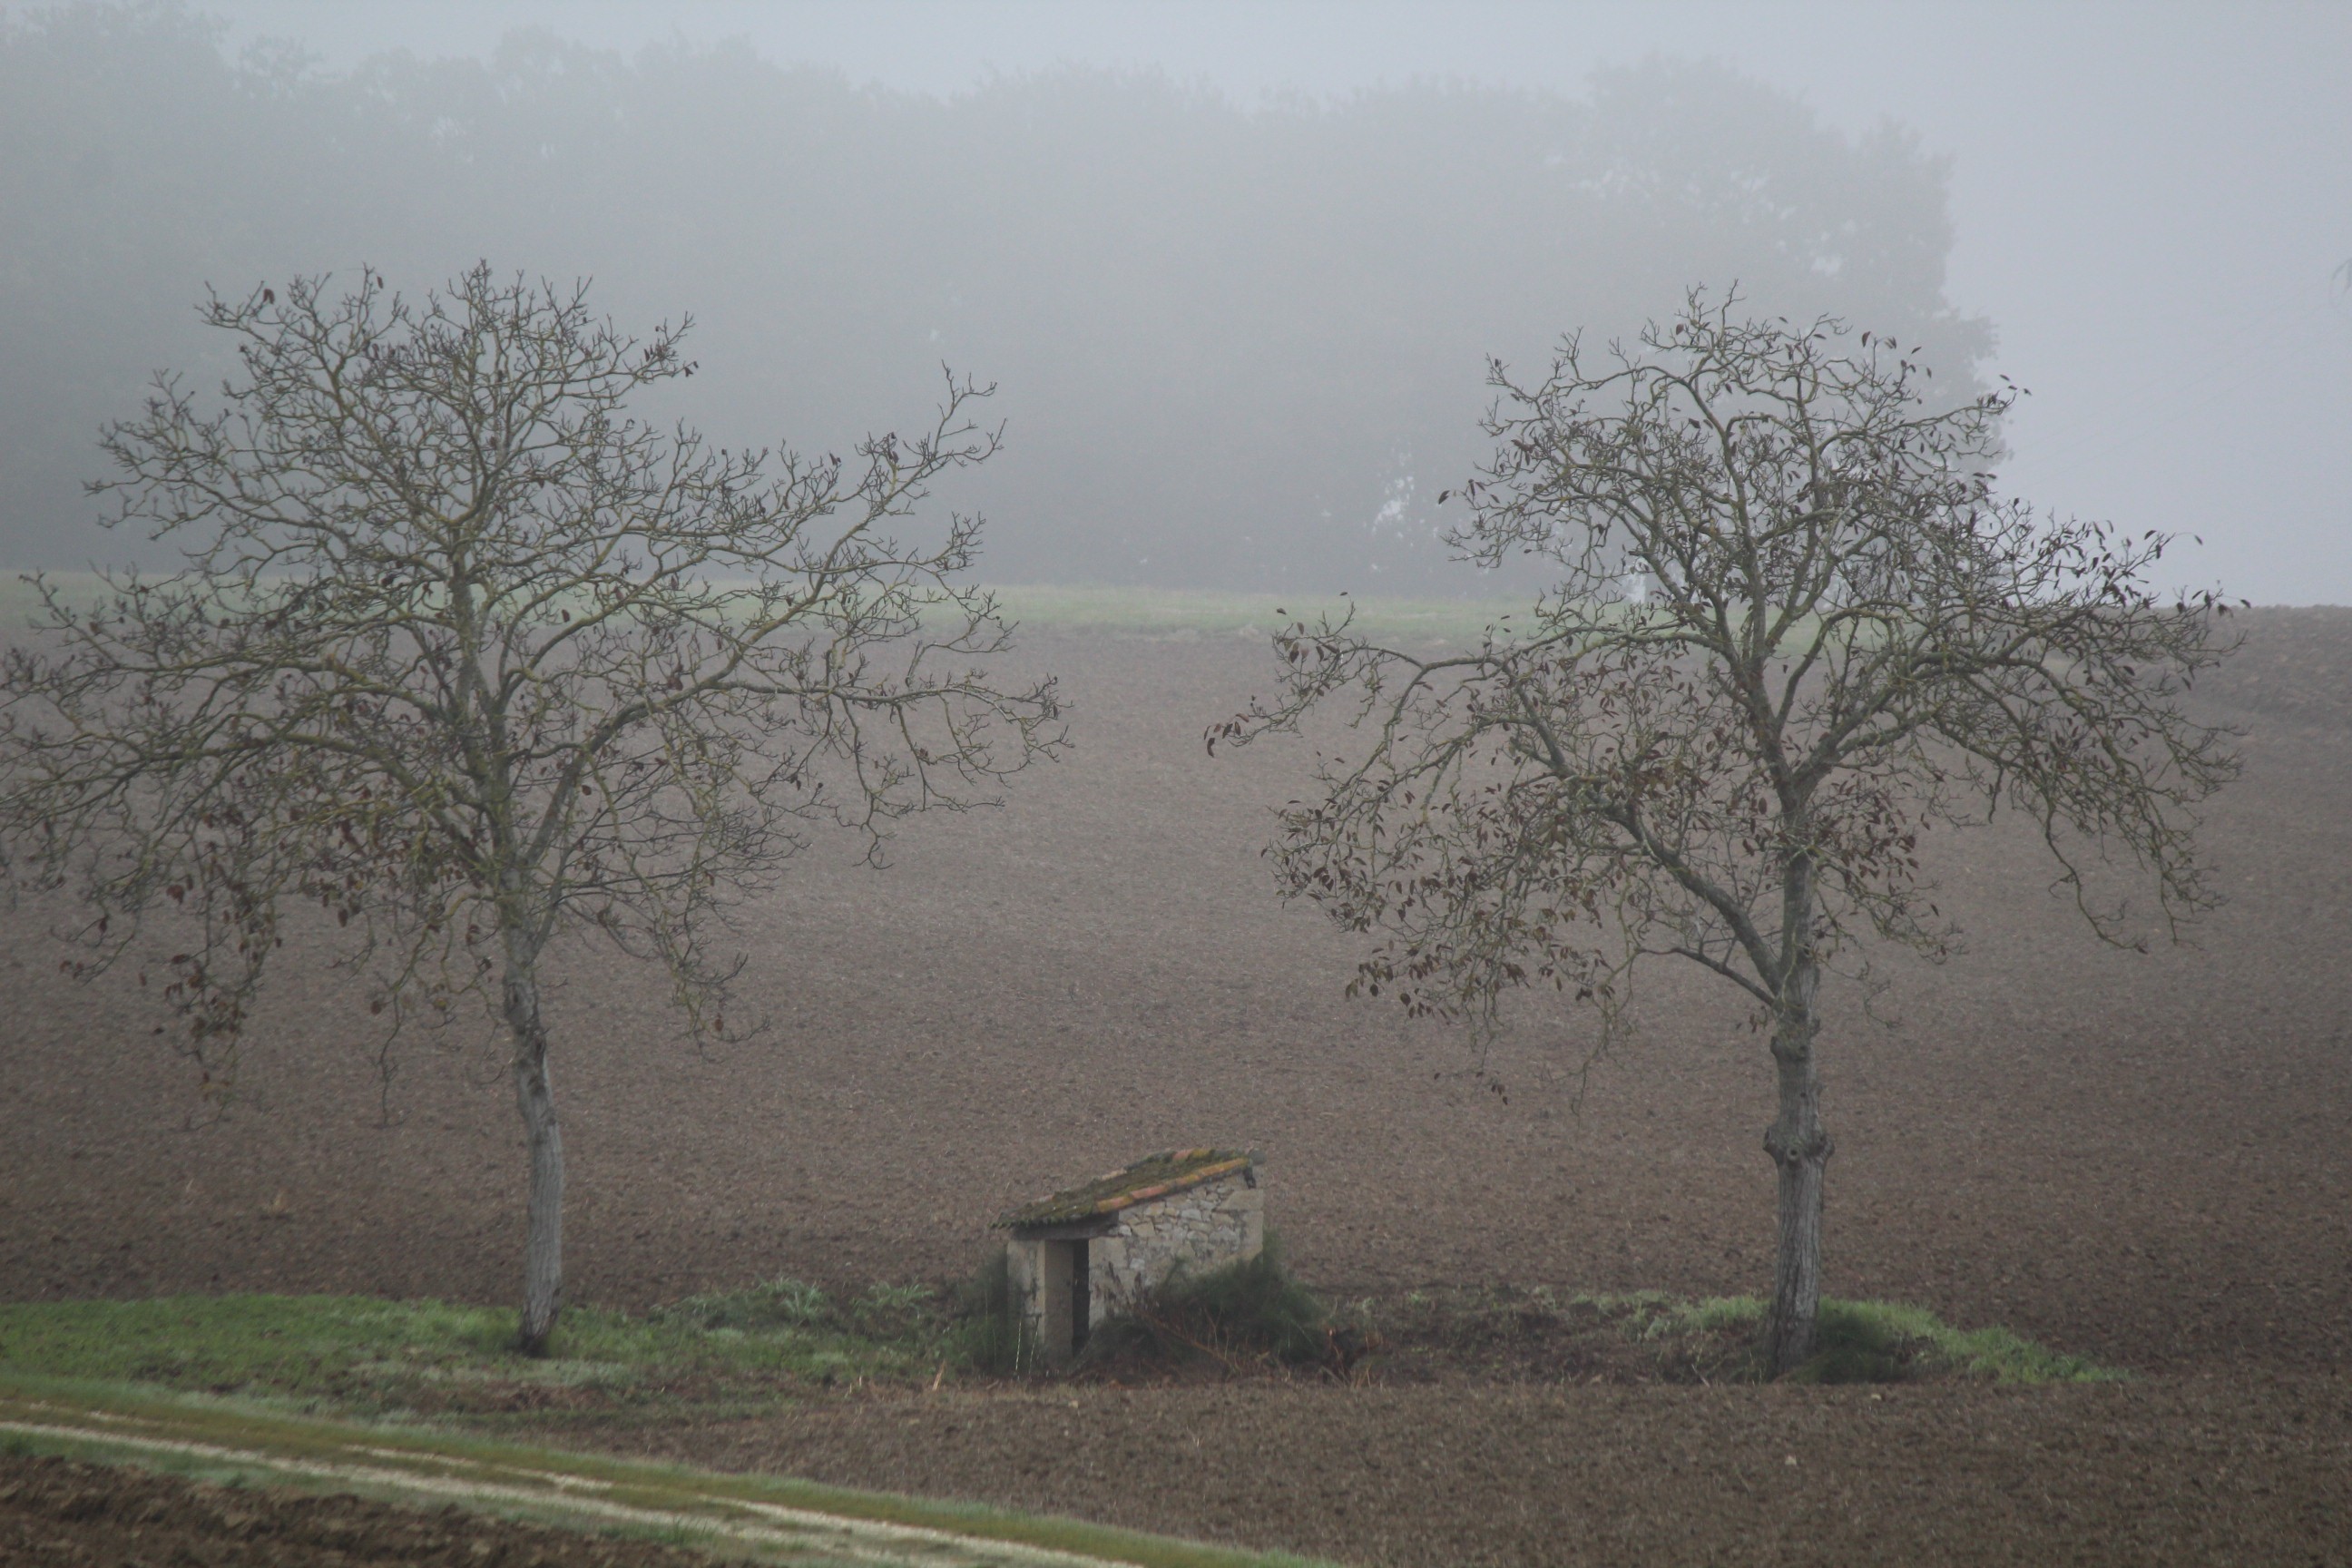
[{"x1": 3, "y1": 0, "x2": 2346, "y2": 601}]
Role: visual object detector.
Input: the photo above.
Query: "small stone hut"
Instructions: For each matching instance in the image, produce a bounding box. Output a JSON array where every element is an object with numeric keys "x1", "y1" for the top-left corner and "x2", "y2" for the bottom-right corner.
[{"x1": 997, "y1": 1147, "x2": 1262, "y2": 1364}]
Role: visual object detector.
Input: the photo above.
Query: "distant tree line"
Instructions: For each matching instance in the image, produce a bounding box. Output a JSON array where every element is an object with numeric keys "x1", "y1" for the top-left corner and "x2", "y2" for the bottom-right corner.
[{"x1": 1, "y1": 2, "x2": 1988, "y2": 593}]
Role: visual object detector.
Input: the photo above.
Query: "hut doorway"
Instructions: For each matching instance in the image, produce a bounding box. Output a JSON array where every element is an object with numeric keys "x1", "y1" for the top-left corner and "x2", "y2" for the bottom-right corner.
[{"x1": 1041, "y1": 1238, "x2": 1091, "y2": 1357}]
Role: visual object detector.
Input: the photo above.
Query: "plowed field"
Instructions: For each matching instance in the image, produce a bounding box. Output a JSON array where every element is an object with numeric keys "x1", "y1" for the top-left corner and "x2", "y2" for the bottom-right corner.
[{"x1": 5, "y1": 607, "x2": 2348, "y2": 1565}]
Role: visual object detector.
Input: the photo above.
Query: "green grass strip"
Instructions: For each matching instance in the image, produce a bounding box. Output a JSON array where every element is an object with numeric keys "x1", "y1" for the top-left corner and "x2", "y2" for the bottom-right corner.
[
  {"x1": 0, "y1": 1290, "x2": 943, "y2": 1416},
  {"x1": 1, "y1": 570, "x2": 1524, "y2": 647},
  {"x1": 1581, "y1": 1291, "x2": 2122, "y2": 1383}
]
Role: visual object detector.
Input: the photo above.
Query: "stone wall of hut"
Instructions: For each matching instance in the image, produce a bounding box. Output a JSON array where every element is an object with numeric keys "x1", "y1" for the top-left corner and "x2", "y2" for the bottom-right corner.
[{"x1": 1091, "y1": 1169, "x2": 1264, "y2": 1314}]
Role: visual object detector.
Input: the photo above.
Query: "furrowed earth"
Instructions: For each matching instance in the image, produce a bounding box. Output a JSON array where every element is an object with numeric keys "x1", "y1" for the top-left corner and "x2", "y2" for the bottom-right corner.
[
  {"x1": 4, "y1": 608, "x2": 2348, "y2": 1565},
  {"x1": 0, "y1": 1450, "x2": 763, "y2": 1568}
]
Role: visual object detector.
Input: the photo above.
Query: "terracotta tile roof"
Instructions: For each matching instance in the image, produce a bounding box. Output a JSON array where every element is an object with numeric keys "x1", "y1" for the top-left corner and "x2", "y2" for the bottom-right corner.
[{"x1": 997, "y1": 1147, "x2": 1253, "y2": 1229}]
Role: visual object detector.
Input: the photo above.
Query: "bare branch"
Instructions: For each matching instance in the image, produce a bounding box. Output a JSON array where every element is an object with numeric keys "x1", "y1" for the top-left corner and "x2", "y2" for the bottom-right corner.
[{"x1": 1214, "y1": 287, "x2": 2239, "y2": 1373}]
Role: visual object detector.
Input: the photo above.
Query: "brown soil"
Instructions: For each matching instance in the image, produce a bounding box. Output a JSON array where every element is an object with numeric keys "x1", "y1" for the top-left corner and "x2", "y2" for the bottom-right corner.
[
  {"x1": 0, "y1": 1450, "x2": 750, "y2": 1567},
  {"x1": 5, "y1": 608, "x2": 2350, "y2": 1565},
  {"x1": 600, "y1": 1373, "x2": 2352, "y2": 1568}
]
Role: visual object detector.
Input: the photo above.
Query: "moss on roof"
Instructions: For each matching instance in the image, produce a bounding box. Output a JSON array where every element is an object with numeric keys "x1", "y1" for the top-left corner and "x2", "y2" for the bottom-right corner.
[{"x1": 998, "y1": 1147, "x2": 1253, "y2": 1229}]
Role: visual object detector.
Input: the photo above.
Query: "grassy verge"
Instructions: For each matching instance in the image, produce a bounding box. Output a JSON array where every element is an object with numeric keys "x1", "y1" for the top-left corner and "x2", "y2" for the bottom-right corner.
[
  {"x1": 1621, "y1": 1292, "x2": 2121, "y2": 1384},
  {"x1": 0, "y1": 1282, "x2": 954, "y2": 1425},
  {"x1": 1357, "y1": 1286, "x2": 2122, "y2": 1386},
  {"x1": 0, "y1": 1279, "x2": 2115, "y2": 1430}
]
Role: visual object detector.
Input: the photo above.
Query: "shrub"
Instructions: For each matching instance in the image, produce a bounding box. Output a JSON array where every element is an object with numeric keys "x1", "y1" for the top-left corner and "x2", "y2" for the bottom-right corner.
[
  {"x1": 1583, "y1": 1292, "x2": 2116, "y2": 1384},
  {"x1": 1088, "y1": 1235, "x2": 1332, "y2": 1369}
]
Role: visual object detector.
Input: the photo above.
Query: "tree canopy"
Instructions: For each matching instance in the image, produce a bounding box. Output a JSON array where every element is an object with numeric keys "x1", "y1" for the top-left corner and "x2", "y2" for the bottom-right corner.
[
  {"x1": 1213, "y1": 291, "x2": 2238, "y2": 1373},
  {"x1": 0, "y1": 265, "x2": 1063, "y2": 1348}
]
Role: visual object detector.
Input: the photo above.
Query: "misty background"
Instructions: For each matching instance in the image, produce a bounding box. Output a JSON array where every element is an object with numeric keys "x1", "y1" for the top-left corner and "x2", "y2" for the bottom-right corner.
[{"x1": 2, "y1": 0, "x2": 2346, "y2": 601}]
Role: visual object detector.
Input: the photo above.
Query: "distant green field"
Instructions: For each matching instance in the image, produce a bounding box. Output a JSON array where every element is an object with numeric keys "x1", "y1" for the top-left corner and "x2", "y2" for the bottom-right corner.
[
  {"x1": 986, "y1": 583, "x2": 1523, "y2": 643},
  {"x1": 0, "y1": 570, "x2": 1524, "y2": 646}
]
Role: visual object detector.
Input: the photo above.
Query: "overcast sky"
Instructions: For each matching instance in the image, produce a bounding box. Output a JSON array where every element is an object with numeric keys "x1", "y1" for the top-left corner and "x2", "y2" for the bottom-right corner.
[{"x1": 119, "y1": 2, "x2": 2352, "y2": 603}]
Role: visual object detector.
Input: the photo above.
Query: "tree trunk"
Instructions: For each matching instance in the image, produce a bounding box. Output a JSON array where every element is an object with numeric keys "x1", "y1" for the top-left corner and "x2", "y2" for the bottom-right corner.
[
  {"x1": 504, "y1": 946, "x2": 564, "y2": 1357},
  {"x1": 1762, "y1": 994, "x2": 1830, "y2": 1377}
]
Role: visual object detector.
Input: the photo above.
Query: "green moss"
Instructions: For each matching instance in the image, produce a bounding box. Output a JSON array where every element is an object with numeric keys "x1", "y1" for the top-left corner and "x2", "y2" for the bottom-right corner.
[{"x1": 998, "y1": 1147, "x2": 1250, "y2": 1228}]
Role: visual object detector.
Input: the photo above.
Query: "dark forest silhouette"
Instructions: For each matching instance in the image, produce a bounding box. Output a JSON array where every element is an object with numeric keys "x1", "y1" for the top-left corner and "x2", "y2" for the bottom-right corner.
[{"x1": 1, "y1": 3, "x2": 1984, "y2": 591}]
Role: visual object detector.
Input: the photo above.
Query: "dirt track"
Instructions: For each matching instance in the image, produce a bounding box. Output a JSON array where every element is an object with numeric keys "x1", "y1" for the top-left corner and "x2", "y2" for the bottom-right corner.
[
  {"x1": 4, "y1": 609, "x2": 2349, "y2": 1564},
  {"x1": 0, "y1": 1451, "x2": 756, "y2": 1568}
]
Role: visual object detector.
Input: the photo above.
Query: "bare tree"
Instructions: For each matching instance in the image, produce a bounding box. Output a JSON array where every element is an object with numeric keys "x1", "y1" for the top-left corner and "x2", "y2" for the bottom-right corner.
[
  {"x1": 1211, "y1": 290, "x2": 2237, "y2": 1375},
  {"x1": 0, "y1": 265, "x2": 1063, "y2": 1354}
]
